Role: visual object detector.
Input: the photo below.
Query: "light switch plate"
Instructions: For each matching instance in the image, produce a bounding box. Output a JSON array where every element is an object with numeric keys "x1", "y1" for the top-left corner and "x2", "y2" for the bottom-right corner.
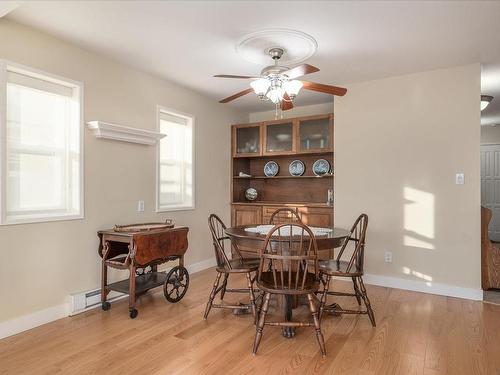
[
  {"x1": 137, "y1": 200, "x2": 145, "y2": 212},
  {"x1": 455, "y1": 173, "x2": 465, "y2": 185}
]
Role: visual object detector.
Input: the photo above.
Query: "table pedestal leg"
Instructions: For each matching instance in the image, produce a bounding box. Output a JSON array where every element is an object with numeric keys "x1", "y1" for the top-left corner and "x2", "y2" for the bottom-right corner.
[{"x1": 281, "y1": 295, "x2": 296, "y2": 338}]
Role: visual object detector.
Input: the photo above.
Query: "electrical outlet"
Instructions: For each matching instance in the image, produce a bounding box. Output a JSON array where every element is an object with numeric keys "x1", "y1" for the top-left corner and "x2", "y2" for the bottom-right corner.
[
  {"x1": 137, "y1": 200, "x2": 145, "y2": 212},
  {"x1": 384, "y1": 251, "x2": 392, "y2": 263}
]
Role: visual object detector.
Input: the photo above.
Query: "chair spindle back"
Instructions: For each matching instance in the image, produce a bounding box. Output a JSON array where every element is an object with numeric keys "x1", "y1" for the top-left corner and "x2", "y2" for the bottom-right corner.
[
  {"x1": 208, "y1": 214, "x2": 241, "y2": 269},
  {"x1": 336, "y1": 214, "x2": 368, "y2": 273},
  {"x1": 269, "y1": 208, "x2": 302, "y2": 225},
  {"x1": 258, "y1": 223, "x2": 318, "y2": 292}
]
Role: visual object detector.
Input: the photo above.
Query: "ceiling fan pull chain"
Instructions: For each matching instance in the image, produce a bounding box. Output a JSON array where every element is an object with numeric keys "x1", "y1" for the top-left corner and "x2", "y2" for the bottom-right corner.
[{"x1": 273, "y1": 103, "x2": 284, "y2": 120}]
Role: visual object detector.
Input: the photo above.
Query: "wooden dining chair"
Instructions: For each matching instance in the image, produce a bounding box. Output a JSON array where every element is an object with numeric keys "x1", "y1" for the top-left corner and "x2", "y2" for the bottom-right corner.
[
  {"x1": 269, "y1": 207, "x2": 302, "y2": 225},
  {"x1": 253, "y1": 223, "x2": 326, "y2": 357},
  {"x1": 204, "y1": 214, "x2": 259, "y2": 321},
  {"x1": 318, "y1": 214, "x2": 375, "y2": 326}
]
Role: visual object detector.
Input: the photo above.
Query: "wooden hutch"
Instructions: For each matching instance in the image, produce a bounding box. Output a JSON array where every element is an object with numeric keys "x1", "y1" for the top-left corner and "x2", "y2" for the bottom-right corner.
[{"x1": 231, "y1": 113, "x2": 334, "y2": 227}]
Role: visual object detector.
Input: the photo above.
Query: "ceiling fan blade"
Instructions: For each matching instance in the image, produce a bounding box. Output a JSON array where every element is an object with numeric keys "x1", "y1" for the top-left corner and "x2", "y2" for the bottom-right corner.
[
  {"x1": 219, "y1": 88, "x2": 254, "y2": 103},
  {"x1": 282, "y1": 64, "x2": 320, "y2": 80},
  {"x1": 301, "y1": 81, "x2": 347, "y2": 96},
  {"x1": 214, "y1": 74, "x2": 259, "y2": 79},
  {"x1": 281, "y1": 93, "x2": 294, "y2": 111}
]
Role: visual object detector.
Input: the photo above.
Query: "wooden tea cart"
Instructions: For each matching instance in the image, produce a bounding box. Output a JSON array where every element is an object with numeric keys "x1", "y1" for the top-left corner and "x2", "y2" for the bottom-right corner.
[{"x1": 97, "y1": 221, "x2": 189, "y2": 318}]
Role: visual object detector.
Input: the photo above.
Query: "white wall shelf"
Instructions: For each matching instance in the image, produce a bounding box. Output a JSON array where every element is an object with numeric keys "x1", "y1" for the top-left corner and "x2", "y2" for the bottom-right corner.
[{"x1": 86, "y1": 121, "x2": 165, "y2": 145}]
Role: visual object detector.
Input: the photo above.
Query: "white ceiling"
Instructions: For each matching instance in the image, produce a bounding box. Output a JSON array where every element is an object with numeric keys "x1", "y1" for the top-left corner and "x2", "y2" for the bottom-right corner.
[{"x1": 4, "y1": 1, "x2": 500, "y2": 118}]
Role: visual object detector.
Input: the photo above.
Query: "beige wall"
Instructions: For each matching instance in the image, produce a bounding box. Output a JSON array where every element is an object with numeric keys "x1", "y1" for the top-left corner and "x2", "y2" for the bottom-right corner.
[
  {"x1": 0, "y1": 19, "x2": 482, "y2": 325},
  {"x1": 0, "y1": 19, "x2": 246, "y2": 322},
  {"x1": 335, "y1": 64, "x2": 481, "y2": 289},
  {"x1": 481, "y1": 125, "x2": 500, "y2": 144},
  {"x1": 249, "y1": 101, "x2": 333, "y2": 122}
]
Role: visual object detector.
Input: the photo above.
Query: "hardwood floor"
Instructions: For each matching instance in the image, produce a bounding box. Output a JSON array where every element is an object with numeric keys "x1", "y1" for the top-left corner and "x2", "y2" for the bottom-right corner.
[{"x1": 1, "y1": 268, "x2": 499, "y2": 375}]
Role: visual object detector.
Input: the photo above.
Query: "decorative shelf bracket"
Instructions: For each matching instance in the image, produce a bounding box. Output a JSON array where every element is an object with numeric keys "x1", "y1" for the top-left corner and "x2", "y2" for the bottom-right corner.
[{"x1": 86, "y1": 121, "x2": 165, "y2": 145}]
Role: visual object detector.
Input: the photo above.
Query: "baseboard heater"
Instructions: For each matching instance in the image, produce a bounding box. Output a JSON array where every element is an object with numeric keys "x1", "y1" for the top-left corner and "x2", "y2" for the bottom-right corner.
[{"x1": 70, "y1": 288, "x2": 127, "y2": 316}]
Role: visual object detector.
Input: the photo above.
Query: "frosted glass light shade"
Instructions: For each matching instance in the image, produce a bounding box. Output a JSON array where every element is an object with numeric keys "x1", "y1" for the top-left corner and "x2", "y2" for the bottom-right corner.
[
  {"x1": 266, "y1": 87, "x2": 285, "y2": 104},
  {"x1": 250, "y1": 78, "x2": 270, "y2": 96},
  {"x1": 284, "y1": 80, "x2": 303, "y2": 97}
]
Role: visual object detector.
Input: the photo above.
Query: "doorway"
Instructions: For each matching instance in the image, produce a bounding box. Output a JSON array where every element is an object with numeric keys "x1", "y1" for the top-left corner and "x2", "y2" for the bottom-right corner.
[
  {"x1": 480, "y1": 143, "x2": 500, "y2": 303},
  {"x1": 481, "y1": 144, "x2": 500, "y2": 241}
]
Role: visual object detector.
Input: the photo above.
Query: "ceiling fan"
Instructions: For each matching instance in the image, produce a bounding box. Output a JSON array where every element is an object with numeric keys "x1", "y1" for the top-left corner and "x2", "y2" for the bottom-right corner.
[{"x1": 215, "y1": 47, "x2": 347, "y2": 111}]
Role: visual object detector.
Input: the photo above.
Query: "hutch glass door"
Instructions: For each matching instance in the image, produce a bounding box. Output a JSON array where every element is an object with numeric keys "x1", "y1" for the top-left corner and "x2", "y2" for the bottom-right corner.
[
  {"x1": 265, "y1": 122, "x2": 294, "y2": 154},
  {"x1": 298, "y1": 116, "x2": 332, "y2": 152},
  {"x1": 235, "y1": 125, "x2": 261, "y2": 156}
]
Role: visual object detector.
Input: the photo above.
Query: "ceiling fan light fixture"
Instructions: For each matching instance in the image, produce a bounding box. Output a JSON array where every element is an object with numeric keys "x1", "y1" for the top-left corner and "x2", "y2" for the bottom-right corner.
[
  {"x1": 250, "y1": 78, "x2": 270, "y2": 99},
  {"x1": 284, "y1": 80, "x2": 303, "y2": 99},
  {"x1": 481, "y1": 95, "x2": 494, "y2": 111},
  {"x1": 267, "y1": 87, "x2": 285, "y2": 104},
  {"x1": 216, "y1": 38, "x2": 347, "y2": 107}
]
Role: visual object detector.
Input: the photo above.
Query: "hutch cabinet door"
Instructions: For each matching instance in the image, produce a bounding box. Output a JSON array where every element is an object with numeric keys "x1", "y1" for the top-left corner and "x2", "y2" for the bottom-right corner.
[
  {"x1": 298, "y1": 207, "x2": 333, "y2": 227},
  {"x1": 262, "y1": 205, "x2": 302, "y2": 224},
  {"x1": 231, "y1": 205, "x2": 263, "y2": 226},
  {"x1": 297, "y1": 114, "x2": 333, "y2": 153},
  {"x1": 263, "y1": 120, "x2": 295, "y2": 155},
  {"x1": 232, "y1": 123, "x2": 262, "y2": 157}
]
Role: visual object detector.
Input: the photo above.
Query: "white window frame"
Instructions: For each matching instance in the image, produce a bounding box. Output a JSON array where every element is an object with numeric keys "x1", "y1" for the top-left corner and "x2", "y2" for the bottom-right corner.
[
  {"x1": 156, "y1": 105, "x2": 195, "y2": 212},
  {"x1": 0, "y1": 60, "x2": 84, "y2": 225}
]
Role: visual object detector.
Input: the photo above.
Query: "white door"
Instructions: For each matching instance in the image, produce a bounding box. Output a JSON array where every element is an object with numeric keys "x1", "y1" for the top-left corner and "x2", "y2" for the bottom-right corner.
[{"x1": 481, "y1": 145, "x2": 500, "y2": 241}]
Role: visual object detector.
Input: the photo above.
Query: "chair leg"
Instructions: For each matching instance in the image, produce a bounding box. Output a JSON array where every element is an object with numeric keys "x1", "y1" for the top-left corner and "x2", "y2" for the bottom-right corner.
[
  {"x1": 352, "y1": 277, "x2": 362, "y2": 306},
  {"x1": 358, "y1": 276, "x2": 376, "y2": 327},
  {"x1": 256, "y1": 289, "x2": 265, "y2": 315},
  {"x1": 307, "y1": 293, "x2": 326, "y2": 357},
  {"x1": 220, "y1": 273, "x2": 229, "y2": 301},
  {"x1": 203, "y1": 272, "x2": 222, "y2": 320},
  {"x1": 319, "y1": 274, "x2": 331, "y2": 321},
  {"x1": 245, "y1": 272, "x2": 257, "y2": 324},
  {"x1": 252, "y1": 292, "x2": 271, "y2": 355}
]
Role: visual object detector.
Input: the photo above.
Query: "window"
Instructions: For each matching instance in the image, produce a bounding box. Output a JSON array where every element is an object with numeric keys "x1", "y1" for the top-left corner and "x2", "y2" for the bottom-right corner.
[
  {"x1": 1, "y1": 62, "x2": 83, "y2": 224},
  {"x1": 157, "y1": 107, "x2": 194, "y2": 211}
]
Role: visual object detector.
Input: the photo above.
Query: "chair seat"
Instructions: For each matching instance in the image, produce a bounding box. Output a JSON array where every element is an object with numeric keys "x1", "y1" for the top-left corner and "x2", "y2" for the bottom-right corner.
[
  {"x1": 319, "y1": 260, "x2": 362, "y2": 277},
  {"x1": 216, "y1": 257, "x2": 260, "y2": 273},
  {"x1": 256, "y1": 271, "x2": 320, "y2": 294}
]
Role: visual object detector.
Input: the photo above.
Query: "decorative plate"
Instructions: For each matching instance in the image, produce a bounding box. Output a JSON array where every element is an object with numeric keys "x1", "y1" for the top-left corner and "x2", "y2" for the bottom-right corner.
[
  {"x1": 264, "y1": 161, "x2": 279, "y2": 177},
  {"x1": 288, "y1": 160, "x2": 305, "y2": 176},
  {"x1": 312, "y1": 159, "x2": 331, "y2": 176},
  {"x1": 245, "y1": 187, "x2": 258, "y2": 201}
]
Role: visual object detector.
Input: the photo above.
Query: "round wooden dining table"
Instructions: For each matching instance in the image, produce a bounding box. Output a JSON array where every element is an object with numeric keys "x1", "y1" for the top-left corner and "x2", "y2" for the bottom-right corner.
[{"x1": 225, "y1": 224, "x2": 351, "y2": 338}]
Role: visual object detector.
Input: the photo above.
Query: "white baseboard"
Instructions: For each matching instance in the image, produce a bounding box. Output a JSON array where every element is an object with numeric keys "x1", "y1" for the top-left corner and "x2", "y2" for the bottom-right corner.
[
  {"x1": 186, "y1": 257, "x2": 217, "y2": 273},
  {"x1": 0, "y1": 303, "x2": 69, "y2": 340},
  {"x1": 0, "y1": 257, "x2": 217, "y2": 340},
  {"x1": 363, "y1": 273, "x2": 483, "y2": 301}
]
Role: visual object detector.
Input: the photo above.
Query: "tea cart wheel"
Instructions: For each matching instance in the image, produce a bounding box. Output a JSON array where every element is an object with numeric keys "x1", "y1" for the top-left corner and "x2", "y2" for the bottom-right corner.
[
  {"x1": 129, "y1": 308, "x2": 138, "y2": 319},
  {"x1": 101, "y1": 301, "x2": 111, "y2": 311},
  {"x1": 164, "y1": 266, "x2": 189, "y2": 303}
]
